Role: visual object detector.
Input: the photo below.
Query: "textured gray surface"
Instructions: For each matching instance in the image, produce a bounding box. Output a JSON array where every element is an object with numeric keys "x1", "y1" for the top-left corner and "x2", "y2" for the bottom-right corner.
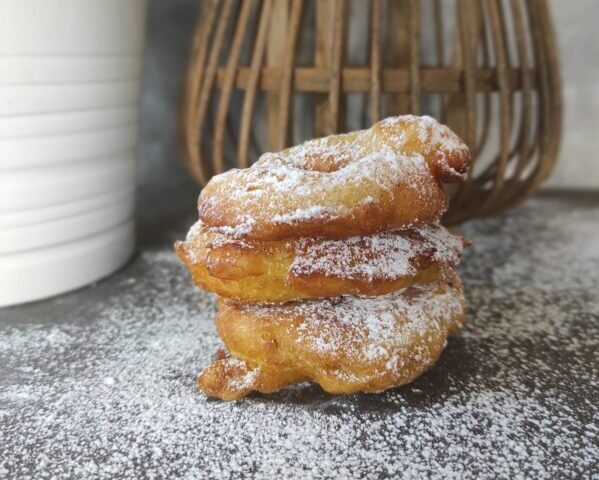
[{"x1": 1, "y1": 191, "x2": 598, "y2": 479}]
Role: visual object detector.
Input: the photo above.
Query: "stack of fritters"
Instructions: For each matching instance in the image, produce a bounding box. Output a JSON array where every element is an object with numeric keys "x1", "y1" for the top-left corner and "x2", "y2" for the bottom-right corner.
[{"x1": 177, "y1": 115, "x2": 471, "y2": 400}]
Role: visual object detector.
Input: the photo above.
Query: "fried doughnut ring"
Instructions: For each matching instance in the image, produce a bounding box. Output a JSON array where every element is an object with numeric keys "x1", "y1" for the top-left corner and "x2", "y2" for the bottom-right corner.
[
  {"x1": 198, "y1": 115, "x2": 470, "y2": 241},
  {"x1": 176, "y1": 221, "x2": 466, "y2": 303},
  {"x1": 197, "y1": 277, "x2": 466, "y2": 400}
]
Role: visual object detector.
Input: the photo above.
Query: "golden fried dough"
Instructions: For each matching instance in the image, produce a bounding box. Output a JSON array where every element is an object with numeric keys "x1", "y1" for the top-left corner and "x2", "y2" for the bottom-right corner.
[
  {"x1": 197, "y1": 277, "x2": 466, "y2": 400},
  {"x1": 198, "y1": 115, "x2": 471, "y2": 241},
  {"x1": 176, "y1": 221, "x2": 466, "y2": 303},
  {"x1": 197, "y1": 350, "x2": 305, "y2": 401}
]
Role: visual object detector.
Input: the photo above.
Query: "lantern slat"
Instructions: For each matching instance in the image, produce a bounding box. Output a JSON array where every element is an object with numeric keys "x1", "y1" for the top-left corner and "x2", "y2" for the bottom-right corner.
[
  {"x1": 370, "y1": 0, "x2": 382, "y2": 123},
  {"x1": 190, "y1": 0, "x2": 235, "y2": 184},
  {"x1": 266, "y1": 0, "x2": 289, "y2": 151},
  {"x1": 509, "y1": 0, "x2": 533, "y2": 187},
  {"x1": 408, "y1": 0, "x2": 421, "y2": 115},
  {"x1": 276, "y1": 0, "x2": 304, "y2": 150},
  {"x1": 239, "y1": 0, "x2": 273, "y2": 168},
  {"x1": 477, "y1": 0, "x2": 511, "y2": 215},
  {"x1": 327, "y1": 0, "x2": 346, "y2": 135},
  {"x1": 181, "y1": 0, "x2": 220, "y2": 185},
  {"x1": 214, "y1": 0, "x2": 253, "y2": 174},
  {"x1": 315, "y1": 0, "x2": 335, "y2": 138},
  {"x1": 432, "y1": 0, "x2": 446, "y2": 123}
]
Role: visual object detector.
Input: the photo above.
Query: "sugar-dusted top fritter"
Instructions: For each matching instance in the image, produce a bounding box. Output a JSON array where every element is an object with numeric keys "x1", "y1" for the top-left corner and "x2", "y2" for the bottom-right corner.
[{"x1": 197, "y1": 115, "x2": 470, "y2": 241}]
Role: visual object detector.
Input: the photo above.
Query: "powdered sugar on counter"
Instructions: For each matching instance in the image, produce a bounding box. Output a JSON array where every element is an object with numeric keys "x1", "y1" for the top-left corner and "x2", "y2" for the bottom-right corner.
[{"x1": 1, "y1": 195, "x2": 598, "y2": 479}]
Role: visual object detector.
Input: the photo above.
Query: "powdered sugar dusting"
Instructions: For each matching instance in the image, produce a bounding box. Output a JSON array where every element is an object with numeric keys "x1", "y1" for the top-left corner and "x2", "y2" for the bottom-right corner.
[
  {"x1": 216, "y1": 279, "x2": 464, "y2": 388},
  {"x1": 378, "y1": 115, "x2": 469, "y2": 179},
  {"x1": 271, "y1": 205, "x2": 345, "y2": 225},
  {"x1": 199, "y1": 115, "x2": 468, "y2": 237},
  {"x1": 184, "y1": 219, "x2": 203, "y2": 242},
  {"x1": 385, "y1": 115, "x2": 470, "y2": 156},
  {"x1": 220, "y1": 357, "x2": 259, "y2": 391},
  {"x1": 419, "y1": 223, "x2": 466, "y2": 266},
  {"x1": 250, "y1": 281, "x2": 465, "y2": 370},
  {"x1": 185, "y1": 221, "x2": 465, "y2": 284},
  {"x1": 210, "y1": 215, "x2": 256, "y2": 238},
  {"x1": 1, "y1": 195, "x2": 597, "y2": 478},
  {"x1": 294, "y1": 234, "x2": 416, "y2": 281},
  {"x1": 291, "y1": 223, "x2": 464, "y2": 281}
]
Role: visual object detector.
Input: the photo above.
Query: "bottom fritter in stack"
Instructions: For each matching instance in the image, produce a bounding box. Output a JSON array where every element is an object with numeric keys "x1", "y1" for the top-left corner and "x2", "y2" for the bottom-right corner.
[{"x1": 176, "y1": 115, "x2": 471, "y2": 400}]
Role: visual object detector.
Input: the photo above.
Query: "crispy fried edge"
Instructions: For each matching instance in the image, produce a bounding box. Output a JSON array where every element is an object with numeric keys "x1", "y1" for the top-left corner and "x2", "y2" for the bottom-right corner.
[{"x1": 199, "y1": 280, "x2": 466, "y2": 399}]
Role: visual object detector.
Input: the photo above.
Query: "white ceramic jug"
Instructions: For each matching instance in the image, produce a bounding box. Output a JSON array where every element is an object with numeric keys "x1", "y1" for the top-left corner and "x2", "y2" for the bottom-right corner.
[{"x1": 0, "y1": 0, "x2": 147, "y2": 306}]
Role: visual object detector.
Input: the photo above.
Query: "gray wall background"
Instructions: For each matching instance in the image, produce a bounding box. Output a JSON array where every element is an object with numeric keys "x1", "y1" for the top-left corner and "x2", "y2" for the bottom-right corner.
[
  {"x1": 139, "y1": 0, "x2": 198, "y2": 188},
  {"x1": 139, "y1": 0, "x2": 599, "y2": 190}
]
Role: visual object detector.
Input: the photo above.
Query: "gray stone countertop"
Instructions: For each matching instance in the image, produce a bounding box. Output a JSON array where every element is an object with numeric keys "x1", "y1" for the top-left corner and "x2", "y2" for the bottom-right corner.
[{"x1": 1, "y1": 186, "x2": 598, "y2": 479}]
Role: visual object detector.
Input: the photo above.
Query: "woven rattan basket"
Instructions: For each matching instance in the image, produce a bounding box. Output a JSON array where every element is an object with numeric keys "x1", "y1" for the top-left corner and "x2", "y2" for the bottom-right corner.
[{"x1": 180, "y1": 0, "x2": 561, "y2": 223}]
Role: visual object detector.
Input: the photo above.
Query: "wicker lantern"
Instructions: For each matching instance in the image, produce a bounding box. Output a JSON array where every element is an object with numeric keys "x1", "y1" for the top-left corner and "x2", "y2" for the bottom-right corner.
[{"x1": 180, "y1": 0, "x2": 562, "y2": 223}]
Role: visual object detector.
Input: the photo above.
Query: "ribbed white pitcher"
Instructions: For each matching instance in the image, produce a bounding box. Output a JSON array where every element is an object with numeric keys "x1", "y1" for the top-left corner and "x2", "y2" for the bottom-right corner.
[{"x1": 0, "y1": 0, "x2": 147, "y2": 306}]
